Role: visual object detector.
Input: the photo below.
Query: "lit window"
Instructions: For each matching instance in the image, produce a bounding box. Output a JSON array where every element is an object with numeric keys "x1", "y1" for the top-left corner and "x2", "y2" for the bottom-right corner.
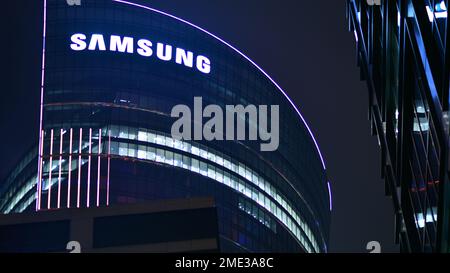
[
  {"x1": 191, "y1": 146, "x2": 200, "y2": 156},
  {"x1": 138, "y1": 148, "x2": 146, "y2": 159},
  {"x1": 138, "y1": 131, "x2": 148, "y2": 142}
]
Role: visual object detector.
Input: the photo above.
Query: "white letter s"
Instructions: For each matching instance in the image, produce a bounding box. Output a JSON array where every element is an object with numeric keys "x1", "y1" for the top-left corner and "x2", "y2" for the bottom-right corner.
[{"x1": 70, "y1": 33, "x2": 87, "y2": 51}]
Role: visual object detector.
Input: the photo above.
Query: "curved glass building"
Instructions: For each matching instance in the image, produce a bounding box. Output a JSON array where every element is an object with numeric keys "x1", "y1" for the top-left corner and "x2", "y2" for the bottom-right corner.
[{"x1": 0, "y1": 0, "x2": 331, "y2": 253}]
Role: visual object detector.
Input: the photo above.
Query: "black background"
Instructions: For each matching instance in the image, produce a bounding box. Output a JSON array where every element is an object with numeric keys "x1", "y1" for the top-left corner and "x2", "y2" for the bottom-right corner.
[{"x1": 0, "y1": 0, "x2": 398, "y2": 252}]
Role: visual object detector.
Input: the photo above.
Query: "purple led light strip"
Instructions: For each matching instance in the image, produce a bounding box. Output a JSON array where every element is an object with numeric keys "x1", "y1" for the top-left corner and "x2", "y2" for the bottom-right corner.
[
  {"x1": 67, "y1": 128, "x2": 73, "y2": 208},
  {"x1": 57, "y1": 129, "x2": 64, "y2": 209},
  {"x1": 107, "y1": 131, "x2": 111, "y2": 206},
  {"x1": 77, "y1": 128, "x2": 82, "y2": 208},
  {"x1": 87, "y1": 128, "x2": 92, "y2": 208},
  {"x1": 112, "y1": 0, "x2": 332, "y2": 210},
  {"x1": 97, "y1": 129, "x2": 102, "y2": 207},
  {"x1": 47, "y1": 129, "x2": 54, "y2": 210},
  {"x1": 36, "y1": 0, "x2": 47, "y2": 211},
  {"x1": 34, "y1": 0, "x2": 332, "y2": 211},
  {"x1": 37, "y1": 130, "x2": 44, "y2": 210},
  {"x1": 327, "y1": 182, "x2": 333, "y2": 211}
]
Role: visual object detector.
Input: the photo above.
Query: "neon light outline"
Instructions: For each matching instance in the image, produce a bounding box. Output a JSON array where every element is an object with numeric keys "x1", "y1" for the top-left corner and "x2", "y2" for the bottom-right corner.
[
  {"x1": 87, "y1": 128, "x2": 92, "y2": 208},
  {"x1": 37, "y1": 0, "x2": 47, "y2": 211},
  {"x1": 107, "y1": 131, "x2": 111, "y2": 206},
  {"x1": 47, "y1": 129, "x2": 54, "y2": 210}
]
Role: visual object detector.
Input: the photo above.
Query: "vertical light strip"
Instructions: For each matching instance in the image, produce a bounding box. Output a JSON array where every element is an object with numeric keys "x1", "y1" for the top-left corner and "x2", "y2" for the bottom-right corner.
[
  {"x1": 36, "y1": 0, "x2": 47, "y2": 211},
  {"x1": 47, "y1": 129, "x2": 54, "y2": 210},
  {"x1": 36, "y1": 133, "x2": 42, "y2": 211},
  {"x1": 37, "y1": 130, "x2": 44, "y2": 211},
  {"x1": 57, "y1": 129, "x2": 64, "y2": 209},
  {"x1": 107, "y1": 130, "x2": 111, "y2": 206},
  {"x1": 87, "y1": 128, "x2": 92, "y2": 208},
  {"x1": 77, "y1": 128, "x2": 82, "y2": 208},
  {"x1": 96, "y1": 129, "x2": 102, "y2": 207},
  {"x1": 327, "y1": 182, "x2": 333, "y2": 211},
  {"x1": 67, "y1": 128, "x2": 73, "y2": 208}
]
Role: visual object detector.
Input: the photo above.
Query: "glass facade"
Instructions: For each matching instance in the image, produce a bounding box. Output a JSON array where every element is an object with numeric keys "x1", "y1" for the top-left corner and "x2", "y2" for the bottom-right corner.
[
  {"x1": 0, "y1": 0, "x2": 331, "y2": 253},
  {"x1": 347, "y1": 0, "x2": 450, "y2": 252}
]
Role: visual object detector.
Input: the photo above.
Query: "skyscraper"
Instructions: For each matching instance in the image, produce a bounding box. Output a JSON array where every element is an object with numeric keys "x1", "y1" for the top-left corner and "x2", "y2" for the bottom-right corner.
[
  {"x1": 347, "y1": 0, "x2": 450, "y2": 252},
  {"x1": 0, "y1": 0, "x2": 331, "y2": 253}
]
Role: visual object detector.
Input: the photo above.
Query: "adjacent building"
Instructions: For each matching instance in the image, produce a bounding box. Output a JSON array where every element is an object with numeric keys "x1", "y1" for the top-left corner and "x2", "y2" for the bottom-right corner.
[{"x1": 347, "y1": 0, "x2": 450, "y2": 252}]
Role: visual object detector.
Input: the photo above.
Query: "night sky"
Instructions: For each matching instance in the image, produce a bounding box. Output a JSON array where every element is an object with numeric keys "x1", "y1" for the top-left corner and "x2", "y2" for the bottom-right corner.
[{"x1": 0, "y1": 0, "x2": 398, "y2": 252}]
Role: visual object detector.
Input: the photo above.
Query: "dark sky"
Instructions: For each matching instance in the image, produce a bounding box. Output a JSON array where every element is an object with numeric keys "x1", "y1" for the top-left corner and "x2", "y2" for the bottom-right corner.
[{"x1": 0, "y1": 0, "x2": 398, "y2": 252}]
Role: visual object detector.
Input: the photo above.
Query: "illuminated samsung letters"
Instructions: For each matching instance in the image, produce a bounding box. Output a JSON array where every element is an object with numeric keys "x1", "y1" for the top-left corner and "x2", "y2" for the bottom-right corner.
[{"x1": 70, "y1": 33, "x2": 211, "y2": 74}]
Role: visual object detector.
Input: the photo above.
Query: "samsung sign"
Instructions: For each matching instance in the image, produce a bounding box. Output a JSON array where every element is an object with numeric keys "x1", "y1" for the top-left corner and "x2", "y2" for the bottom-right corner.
[{"x1": 70, "y1": 33, "x2": 211, "y2": 74}]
